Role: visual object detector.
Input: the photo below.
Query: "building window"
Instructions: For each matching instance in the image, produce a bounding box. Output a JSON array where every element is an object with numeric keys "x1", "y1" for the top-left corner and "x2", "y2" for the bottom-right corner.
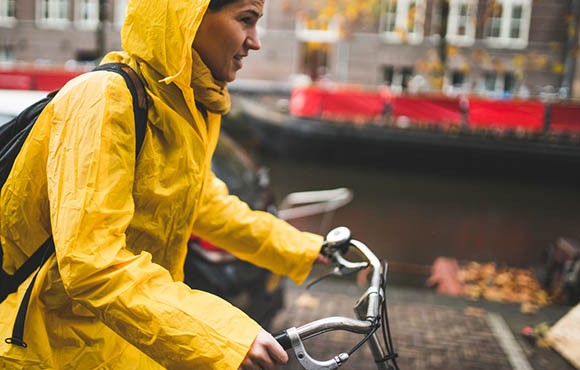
[
  {"x1": 443, "y1": 70, "x2": 469, "y2": 94},
  {"x1": 447, "y1": 0, "x2": 476, "y2": 46},
  {"x1": 0, "y1": 45, "x2": 14, "y2": 63},
  {"x1": 406, "y1": 1, "x2": 419, "y2": 34},
  {"x1": 380, "y1": 0, "x2": 425, "y2": 44},
  {"x1": 382, "y1": 65, "x2": 414, "y2": 93},
  {"x1": 0, "y1": 0, "x2": 15, "y2": 27},
  {"x1": 484, "y1": 72, "x2": 497, "y2": 92},
  {"x1": 509, "y1": 4, "x2": 523, "y2": 39},
  {"x1": 298, "y1": 41, "x2": 330, "y2": 82},
  {"x1": 75, "y1": 0, "x2": 99, "y2": 30},
  {"x1": 383, "y1": 0, "x2": 397, "y2": 33},
  {"x1": 383, "y1": 66, "x2": 395, "y2": 85},
  {"x1": 37, "y1": 0, "x2": 69, "y2": 29},
  {"x1": 487, "y1": 3, "x2": 503, "y2": 38},
  {"x1": 485, "y1": 0, "x2": 531, "y2": 49},
  {"x1": 504, "y1": 72, "x2": 516, "y2": 93},
  {"x1": 451, "y1": 70, "x2": 465, "y2": 88},
  {"x1": 482, "y1": 71, "x2": 516, "y2": 96}
]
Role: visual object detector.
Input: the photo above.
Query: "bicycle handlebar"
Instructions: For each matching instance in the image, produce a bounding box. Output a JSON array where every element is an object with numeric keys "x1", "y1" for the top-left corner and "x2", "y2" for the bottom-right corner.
[
  {"x1": 273, "y1": 227, "x2": 395, "y2": 370},
  {"x1": 274, "y1": 316, "x2": 374, "y2": 350}
]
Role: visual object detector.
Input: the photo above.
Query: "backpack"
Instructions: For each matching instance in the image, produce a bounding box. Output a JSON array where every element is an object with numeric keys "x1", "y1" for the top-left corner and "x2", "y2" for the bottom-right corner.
[{"x1": 0, "y1": 63, "x2": 148, "y2": 347}]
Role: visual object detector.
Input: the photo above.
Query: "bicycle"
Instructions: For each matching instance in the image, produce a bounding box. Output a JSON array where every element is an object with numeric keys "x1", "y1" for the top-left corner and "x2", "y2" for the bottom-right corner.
[{"x1": 274, "y1": 227, "x2": 400, "y2": 370}]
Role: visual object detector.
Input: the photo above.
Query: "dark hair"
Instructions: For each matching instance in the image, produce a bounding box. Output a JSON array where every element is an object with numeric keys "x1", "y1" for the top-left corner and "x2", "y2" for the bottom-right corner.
[{"x1": 208, "y1": 0, "x2": 238, "y2": 11}]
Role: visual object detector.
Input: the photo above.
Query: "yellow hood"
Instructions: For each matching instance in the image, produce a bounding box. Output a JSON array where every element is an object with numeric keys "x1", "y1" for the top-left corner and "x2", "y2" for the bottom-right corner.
[{"x1": 121, "y1": 0, "x2": 209, "y2": 109}]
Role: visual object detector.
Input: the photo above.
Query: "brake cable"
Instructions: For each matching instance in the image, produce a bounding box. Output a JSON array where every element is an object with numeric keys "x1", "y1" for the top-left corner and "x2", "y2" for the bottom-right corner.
[
  {"x1": 346, "y1": 317, "x2": 380, "y2": 356},
  {"x1": 377, "y1": 261, "x2": 400, "y2": 370},
  {"x1": 337, "y1": 260, "x2": 399, "y2": 370}
]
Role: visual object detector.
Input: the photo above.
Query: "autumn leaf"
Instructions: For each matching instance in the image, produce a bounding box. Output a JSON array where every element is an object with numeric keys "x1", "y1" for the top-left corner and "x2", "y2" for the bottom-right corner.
[
  {"x1": 552, "y1": 62, "x2": 565, "y2": 74},
  {"x1": 492, "y1": 58, "x2": 504, "y2": 72},
  {"x1": 447, "y1": 46, "x2": 459, "y2": 58},
  {"x1": 512, "y1": 54, "x2": 525, "y2": 68}
]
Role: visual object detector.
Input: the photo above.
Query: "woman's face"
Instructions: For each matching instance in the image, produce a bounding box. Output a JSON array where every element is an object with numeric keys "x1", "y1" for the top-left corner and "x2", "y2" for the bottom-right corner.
[{"x1": 193, "y1": 0, "x2": 264, "y2": 82}]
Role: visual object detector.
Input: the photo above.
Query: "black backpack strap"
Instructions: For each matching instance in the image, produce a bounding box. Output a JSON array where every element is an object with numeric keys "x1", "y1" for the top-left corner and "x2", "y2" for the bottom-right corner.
[
  {"x1": 93, "y1": 63, "x2": 148, "y2": 157},
  {"x1": 4, "y1": 63, "x2": 148, "y2": 348},
  {"x1": 5, "y1": 238, "x2": 54, "y2": 347}
]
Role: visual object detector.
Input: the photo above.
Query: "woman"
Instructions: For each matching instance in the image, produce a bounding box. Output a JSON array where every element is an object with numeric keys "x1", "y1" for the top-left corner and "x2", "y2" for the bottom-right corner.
[{"x1": 0, "y1": 0, "x2": 325, "y2": 369}]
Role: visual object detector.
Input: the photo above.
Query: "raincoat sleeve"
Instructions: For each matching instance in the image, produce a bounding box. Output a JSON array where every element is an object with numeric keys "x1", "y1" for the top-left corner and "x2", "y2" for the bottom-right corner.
[
  {"x1": 46, "y1": 73, "x2": 261, "y2": 369},
  {"x1": 193, "y1": 171, "x2": 323, "y2": 285}
]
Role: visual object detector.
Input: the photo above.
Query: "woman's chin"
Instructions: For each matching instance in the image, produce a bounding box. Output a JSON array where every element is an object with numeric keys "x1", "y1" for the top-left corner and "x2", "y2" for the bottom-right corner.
[{"x1": 225, "y1": 72, "x2": 237, "y2": 83}]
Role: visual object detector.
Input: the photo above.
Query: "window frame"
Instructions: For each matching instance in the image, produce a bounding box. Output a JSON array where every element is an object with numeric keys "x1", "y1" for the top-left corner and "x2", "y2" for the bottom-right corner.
[
  {"x1": 295, "y1": 14, "x2": 341, "y2": 43},
  {"x1": 446, "y1": 0, "x2": 477, "y2": 46},
  {"x1": 75, "y1": 0, "x2": 100, "y2": 30},
  {"x1": 484, "y1": 0, "x2": 531, "y2": 49},
  {"x1": 379, "y1": 0, "x2": 426, "y2": 45},
  {"x1": 0, "y1": 0, "x2": 16, "y2": 27},
  {"x1": 36, "y1": 0, "x2": 70, "y2": 29}
]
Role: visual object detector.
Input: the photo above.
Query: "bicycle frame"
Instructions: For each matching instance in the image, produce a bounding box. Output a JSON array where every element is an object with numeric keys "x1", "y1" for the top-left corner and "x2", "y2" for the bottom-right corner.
[{"x1": 274, "y1": 228, "x2": 396, "y2": 370}]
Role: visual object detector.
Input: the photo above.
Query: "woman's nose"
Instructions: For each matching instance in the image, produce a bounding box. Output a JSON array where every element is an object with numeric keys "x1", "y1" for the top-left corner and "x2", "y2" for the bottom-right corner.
[{"x1": 246, "y1": 29, "x2": 261, "y2": 51}]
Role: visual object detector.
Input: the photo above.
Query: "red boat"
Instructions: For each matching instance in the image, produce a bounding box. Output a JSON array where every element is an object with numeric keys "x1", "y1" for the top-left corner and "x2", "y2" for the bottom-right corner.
[
  {"x1": 289, "y1": 85, "x2": 580, "y2": 136},
  {"x1": 222, "y1": 84, "x2": 580, "y2": 170}
]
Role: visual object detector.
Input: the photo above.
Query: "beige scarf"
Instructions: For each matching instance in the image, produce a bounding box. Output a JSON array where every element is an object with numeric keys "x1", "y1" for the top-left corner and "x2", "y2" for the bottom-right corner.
[{"x1": 190, "y1": 49, "x2": 231, "y2": 115}]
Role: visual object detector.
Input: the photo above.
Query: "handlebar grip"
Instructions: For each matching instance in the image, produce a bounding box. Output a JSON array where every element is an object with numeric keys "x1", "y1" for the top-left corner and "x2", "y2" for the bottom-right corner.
[{"x1": 273, "y1": 330, "x2": 291, "y2": 351}]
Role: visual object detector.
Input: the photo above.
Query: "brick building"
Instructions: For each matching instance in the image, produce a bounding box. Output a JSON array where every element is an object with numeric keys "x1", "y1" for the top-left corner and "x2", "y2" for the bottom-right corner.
[
  {"x1": 244, "y1": 0, "x2": 579, "y2": 99},
  {"x1": 0, "y1": 0, "x2": 578, "y2": 99},
  {"x1": 0, "y1": 0, "x2": 124, "y2": 64}
]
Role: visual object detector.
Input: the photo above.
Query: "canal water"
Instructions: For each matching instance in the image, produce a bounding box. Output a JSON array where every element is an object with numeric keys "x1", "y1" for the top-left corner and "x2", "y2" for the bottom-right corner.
[{"x1": 223, "y1": 119, "x2": 580, "y2": 286}]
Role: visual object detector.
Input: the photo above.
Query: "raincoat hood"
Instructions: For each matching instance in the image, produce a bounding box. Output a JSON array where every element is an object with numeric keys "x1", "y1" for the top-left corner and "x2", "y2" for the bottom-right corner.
[{"x1": 121, "y1": 0, "x2": 209, "y2": 109}]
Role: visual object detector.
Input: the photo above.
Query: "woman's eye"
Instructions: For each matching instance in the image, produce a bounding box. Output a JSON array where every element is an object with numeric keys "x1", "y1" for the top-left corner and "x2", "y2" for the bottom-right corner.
[{"x1": 240, "y1": 17, "x2": 253, "y2": 25}]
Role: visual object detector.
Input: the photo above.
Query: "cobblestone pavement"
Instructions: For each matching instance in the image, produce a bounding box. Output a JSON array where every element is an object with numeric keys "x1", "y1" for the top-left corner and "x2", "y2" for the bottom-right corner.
[{"x1": 270, "y1": 282, "x2": 575, "y2": 370}]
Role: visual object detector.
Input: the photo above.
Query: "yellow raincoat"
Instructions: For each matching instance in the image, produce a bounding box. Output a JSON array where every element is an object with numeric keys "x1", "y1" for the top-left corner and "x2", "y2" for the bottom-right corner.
[{"x1": 0, "y1": 0, "x2": 322, "y2": 368}]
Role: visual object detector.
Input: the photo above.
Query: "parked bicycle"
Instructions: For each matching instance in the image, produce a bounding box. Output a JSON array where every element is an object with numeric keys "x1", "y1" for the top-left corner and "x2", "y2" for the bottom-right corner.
[{"x1": 274, "y1": 227, "x2": 400, "y2": 370}]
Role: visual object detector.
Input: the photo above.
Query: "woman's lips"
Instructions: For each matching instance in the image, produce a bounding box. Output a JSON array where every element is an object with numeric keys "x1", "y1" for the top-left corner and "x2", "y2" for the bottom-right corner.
[{"x1": 233, "y1": 56, "x2": 243, "y2": 69}]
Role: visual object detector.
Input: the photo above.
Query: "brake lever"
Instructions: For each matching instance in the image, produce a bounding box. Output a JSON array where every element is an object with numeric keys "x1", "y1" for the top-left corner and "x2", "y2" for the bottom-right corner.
[
  {"x1": 307, "y1": 254, "x2": 369, "y2": 289},
  {"x1": 334, "y1": 253, "x2": 369, "y2": 273},
  {"x1": 306, "y1": 267, "x2": 341, "y2": 289},
  {"x1": 308, "y1": 227, "x2": 368, "y2": 289}
]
